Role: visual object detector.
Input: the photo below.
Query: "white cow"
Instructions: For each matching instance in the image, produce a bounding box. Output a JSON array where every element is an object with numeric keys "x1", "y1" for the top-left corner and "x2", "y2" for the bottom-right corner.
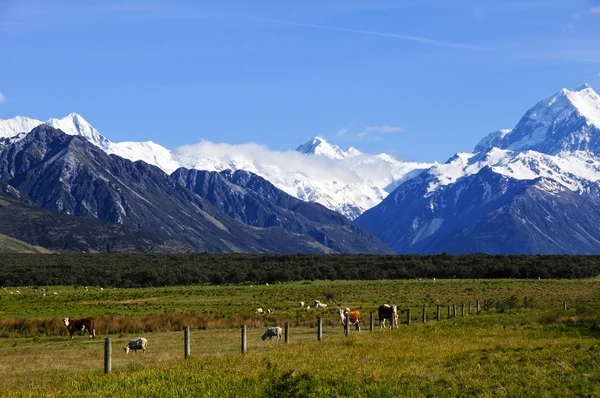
[
  {"x1": 261, "y1": 326, "x2": 282, "y2": 341},
  {"x1": 256, "y1": 308, "x2": 265, "y2": 315},
  {"x1": 300, "y1": 301, "x2": 305, "y2": 308},
  {"x1": 124, "y1": 337, "x2": 148, "y2": 354},
  {"x1": 314, "y1": 300, "x2": 328, "y2": 309}
]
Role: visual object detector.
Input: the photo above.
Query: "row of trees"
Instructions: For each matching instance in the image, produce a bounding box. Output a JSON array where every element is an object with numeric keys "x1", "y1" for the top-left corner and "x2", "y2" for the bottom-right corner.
[{"x1": 0, "y1": 253, "x2": 598, "y2": 287}]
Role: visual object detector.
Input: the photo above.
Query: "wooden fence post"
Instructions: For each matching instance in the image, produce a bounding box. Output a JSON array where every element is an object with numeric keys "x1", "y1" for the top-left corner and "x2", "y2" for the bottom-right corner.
[
  {"x1": 407, "y1": 308, "x2": 411, "y2": 326},
  {"x1": 422, "y1": 306, "x2": 426, "y2": 323},
  {"x1": 370, "y1": 312, "x2": 374, "y2": 331},
  {"x1": 104, "y1": 338, "x2": 111, "y2": 375},
  {"x1": 318, "y1": 317, "x2": 322, "y2": 341},
  {"x1": 468, "y1": 302, "x2": 472, "y2": 315},
  {"x1": 476, "y1": 300, "x2": 480, "y2": 314},
  {"x1": 184, "y1": 326, "x2": 190, "y2": 360},
  {"x1": 344, "y1": 315, "x2": 349, "y2": 337},
  {"x1": 436, "y1": 305, "x2": 441, "y2": 322},
  {"x1": 284, "y1": 322, "x2": 289, "y2": 344},
  {"x1": 453, "y1": 304, "x2": 457, "y2": 318},
  {"x1": 447, "y1": 305, "x2": 451, "y2": 319},
  {"x1": 461, "y1": 303, "x2": 465, "y2": 317},
  {"x1": 564, "y1": 301, "x2": 567, "y2": 312},
  {"x1": 241, "y1": 325, "x2": 247, "y2": 354}
]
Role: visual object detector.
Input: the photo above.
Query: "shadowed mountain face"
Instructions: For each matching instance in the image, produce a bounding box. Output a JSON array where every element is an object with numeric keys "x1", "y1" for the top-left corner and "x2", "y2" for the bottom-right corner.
[
  {"x1": 357, "y1": 167, "x2": 600, "y2": 254},
  {"x1": 0, "y1": 182, "x2": 182, "y2": 252},
  {"x1": 0, "y1": 126, "x2": 391, "y2": 254},
  {"x1": 172, "y1": 168, "x2": 392, "y2": 254}
]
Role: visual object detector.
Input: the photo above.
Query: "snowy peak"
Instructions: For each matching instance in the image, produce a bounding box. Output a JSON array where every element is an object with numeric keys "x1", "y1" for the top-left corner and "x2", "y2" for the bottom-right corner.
[
  {"x1": 295, "y1": 136, "x2": 359, "y2": 159},
  {"x1": 475, "y1": 84, "x2": 600, "y2": 155},
  {"x1": 0, "y1": 113, "x2": 112, "y2": 150},
  {"x1": 46, "y1": 113, "x2": 111, "y2": 150},
  {"x1": 0, "y1": 116, "x2": 43, "y2": 139}
]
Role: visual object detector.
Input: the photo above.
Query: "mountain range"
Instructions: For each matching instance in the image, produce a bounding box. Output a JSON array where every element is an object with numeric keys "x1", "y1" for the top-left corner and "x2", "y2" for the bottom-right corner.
[
  {"x1": 0, "y1": 125, "x2": 390, "y2": 254},
  {"x1": 1, "y1": 83, "x2": 600, "y2": 254}
]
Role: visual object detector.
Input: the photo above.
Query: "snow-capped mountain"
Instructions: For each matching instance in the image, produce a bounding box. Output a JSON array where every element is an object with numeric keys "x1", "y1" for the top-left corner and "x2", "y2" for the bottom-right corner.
[
  {"x1": 476, "y1": 84, "x2": 600, "y2": 154},
  {"x1": 0, "y1": 113, "x2": 111, "y2": 150},
  {"x1": 0, "y1": 115, "x2": 432, "y2": 219},
  {"x1": 357, "y1": 84, "x2": 600, "y2": 254},
  {"x1": 296, "y1": 136, "x2": 362, "y2": 159}
]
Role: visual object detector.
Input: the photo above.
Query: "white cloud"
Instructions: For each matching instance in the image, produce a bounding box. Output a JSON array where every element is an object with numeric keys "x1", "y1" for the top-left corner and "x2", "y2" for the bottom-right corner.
[
  {"x1": 258, "y1": 18, "x2": 486, "y2": 50},
  {"x1": 0, "y1": 91, "x2": 5, "y2": 103},
  {"x1": 590, "y1": 7, "x2": 600, "y2": 14}
]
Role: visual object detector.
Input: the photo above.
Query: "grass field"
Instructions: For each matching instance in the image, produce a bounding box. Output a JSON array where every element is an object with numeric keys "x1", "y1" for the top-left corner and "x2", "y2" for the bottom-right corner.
[{"x1": 0, "y1": 279, "x2": 598, "y2": 396}]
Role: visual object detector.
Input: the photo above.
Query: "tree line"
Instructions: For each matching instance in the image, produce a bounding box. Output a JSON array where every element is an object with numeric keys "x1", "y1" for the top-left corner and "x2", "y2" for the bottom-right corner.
[{"x1": 0, "y1": 253, "x2": 598, "y2": 287}]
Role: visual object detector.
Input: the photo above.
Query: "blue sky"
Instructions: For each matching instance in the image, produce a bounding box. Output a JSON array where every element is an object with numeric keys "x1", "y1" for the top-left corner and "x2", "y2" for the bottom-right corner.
[{"x1": 1, "y1": 0, "x2": 600, "y2": 162}]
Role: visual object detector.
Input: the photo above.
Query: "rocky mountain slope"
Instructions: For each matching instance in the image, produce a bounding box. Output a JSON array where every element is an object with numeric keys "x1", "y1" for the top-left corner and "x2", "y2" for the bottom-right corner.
[{"x1": 172, "y1": 168, "x2": 390, "y2": 253}]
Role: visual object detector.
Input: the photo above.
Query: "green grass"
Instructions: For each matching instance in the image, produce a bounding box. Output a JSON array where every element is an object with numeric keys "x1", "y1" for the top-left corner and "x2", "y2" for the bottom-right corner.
[{"x1": 0, "y1": 279, "x2": 598, "y2": 396}]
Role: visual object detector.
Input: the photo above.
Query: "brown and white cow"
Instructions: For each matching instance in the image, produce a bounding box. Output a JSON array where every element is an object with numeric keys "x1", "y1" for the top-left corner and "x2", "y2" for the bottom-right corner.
[
  {"x1": 378, "y1": 304, "x2": 398, "y2": 329},
  {"x1": 338, "y1": 309, "x2": 361, "y2": 332},
  {"x1": 63, "y1": 317, "x2": 96, "y2": 340}
]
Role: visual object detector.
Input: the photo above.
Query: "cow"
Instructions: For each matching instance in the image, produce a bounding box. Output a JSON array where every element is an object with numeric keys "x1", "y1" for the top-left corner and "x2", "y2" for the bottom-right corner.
[
  {"x1": 256, "y1": 308, "x2": 265, "y2": 315},
  {"x1": 378, "y1": 304, "x2": 398, "y2": 329},
  {"x1": 314, "y1": 300, "x2": 328, "y2": 309},
  {"x1": 338, "y1": 309, "x2": 361, "y2": 332},
  {"x1": 124, "y1": 337, "x2": 148, "y2": 354},
  {"x1": 261, "y1": 326, "x2": 283, "y2": 341},
  {"x1": 63, "y1": 317, "x2": 96, "y2": 340}
]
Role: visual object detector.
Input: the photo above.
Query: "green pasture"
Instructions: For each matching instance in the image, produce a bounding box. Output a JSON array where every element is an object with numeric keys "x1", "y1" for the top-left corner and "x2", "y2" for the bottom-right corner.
[{"x1": 0, "y1": 279, "x2": 598, "y2": 396}]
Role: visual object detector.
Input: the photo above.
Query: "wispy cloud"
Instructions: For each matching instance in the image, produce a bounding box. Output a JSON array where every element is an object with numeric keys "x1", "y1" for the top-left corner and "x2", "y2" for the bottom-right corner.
[
  {"x1": 257, "y1": 18, "x2": 487, "y2": 50},
  {"x1": 336, "y1": 120, "x2": 357, "y2": 137},
  {"x1": 589, "y1": 7, "x2": 600, "y2": 14},
  {"x1": 0, "y1": 91, "x2": 5, "y2": 103},
  {"x1": 357, "y1": 125, "x2": 405, "y2": 140}
]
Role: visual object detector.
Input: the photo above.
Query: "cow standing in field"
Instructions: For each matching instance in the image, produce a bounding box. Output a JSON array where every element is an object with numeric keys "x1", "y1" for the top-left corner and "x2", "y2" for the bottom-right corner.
[
  {"x1": 63, "y1": 317, "x2": 96, "y2": 340},
  {"x1": 338, "y1": 309, "x2": 361, "y2": 332},
  {"x1": 261, "y1": 326, "x2": 283, "y2": 341},
  {"x1": 124, "y1": 337, "x2": 148, "y2": 354},
  {"x1": 378, "y1": 304, "x2": 398, "y2": 329}
]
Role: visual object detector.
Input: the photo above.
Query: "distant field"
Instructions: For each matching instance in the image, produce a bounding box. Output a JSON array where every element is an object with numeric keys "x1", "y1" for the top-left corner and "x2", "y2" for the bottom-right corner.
[{"x1": 0, "y1": 279, "x2": 598, "y2": 396}]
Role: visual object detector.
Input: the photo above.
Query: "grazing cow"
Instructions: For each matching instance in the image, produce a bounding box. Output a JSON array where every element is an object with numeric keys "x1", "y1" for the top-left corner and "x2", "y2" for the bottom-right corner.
[
  {"x1": 338, "y1": 309, "x2": 361, "y2": 332},
  {"x1": 314, "y1": 300, "x2": 328, "y2": 309},
  {"x1": 378, "y1": 304, "x2": 398, "y2": 329},
  {"x1": 261, "y1": 326, "x2": 283, "y2": 341},
  {"x1": 63, "y1": 317, "x2": 96, "y2": 340},
  {"x1": 267, "y1": 308, "x2": 275, "y2": 315},
  {"x1": 256, "y1": 308, "x2": 264, "y2": 315},
  {"x1": 124, "y1": 337, "x2": 148, "y2": 354},
  {"x1": 300, "y1": 301, "x2": 305, "y2": 308}
]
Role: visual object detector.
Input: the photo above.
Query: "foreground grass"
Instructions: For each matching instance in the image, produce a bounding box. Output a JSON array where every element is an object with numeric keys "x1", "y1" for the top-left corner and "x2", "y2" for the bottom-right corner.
[{"x1": 4, "y1": 319, "x2": 599, "y2": 397}]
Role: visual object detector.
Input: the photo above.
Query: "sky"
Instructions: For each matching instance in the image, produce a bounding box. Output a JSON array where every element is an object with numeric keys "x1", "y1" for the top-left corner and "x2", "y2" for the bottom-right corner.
[{"x1": 1, "y1": 0, "x2": 600, "y2": 162}]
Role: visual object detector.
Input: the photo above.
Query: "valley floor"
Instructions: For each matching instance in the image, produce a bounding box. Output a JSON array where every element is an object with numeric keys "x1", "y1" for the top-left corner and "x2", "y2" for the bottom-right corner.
[{"x1": 0, "y1": 279, "x2": 598, "y2": 396}]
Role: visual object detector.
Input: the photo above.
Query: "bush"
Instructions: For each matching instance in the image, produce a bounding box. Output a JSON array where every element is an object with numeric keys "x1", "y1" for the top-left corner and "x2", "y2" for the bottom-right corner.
[{"x1": 537, "y1": 312, "x2": 561, "y2": 325}]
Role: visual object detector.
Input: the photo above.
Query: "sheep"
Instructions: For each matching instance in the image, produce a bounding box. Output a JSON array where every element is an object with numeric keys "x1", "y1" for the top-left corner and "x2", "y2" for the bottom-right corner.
[
  {"x1": 124, "y1": 337, "x2": 148, "y2": 354},
  {"x1": 261, "y1": 326, "x2": 282, "y2": 341}
]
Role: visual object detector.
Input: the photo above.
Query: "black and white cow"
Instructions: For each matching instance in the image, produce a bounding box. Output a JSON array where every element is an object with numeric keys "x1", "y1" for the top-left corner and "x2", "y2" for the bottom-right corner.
[{"x1": 378, "y1": 304, "x2": 398, "y2": 329}]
